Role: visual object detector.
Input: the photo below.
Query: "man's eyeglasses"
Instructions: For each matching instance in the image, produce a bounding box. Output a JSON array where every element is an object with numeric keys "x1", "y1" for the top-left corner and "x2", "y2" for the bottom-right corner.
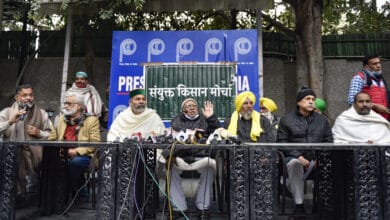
[{"x1": 63, "y1": 102, "x2": 78, "y2": 106}]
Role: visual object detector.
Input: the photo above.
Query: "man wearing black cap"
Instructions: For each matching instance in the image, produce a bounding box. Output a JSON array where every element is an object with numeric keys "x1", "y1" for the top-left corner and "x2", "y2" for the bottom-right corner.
[
  {"x1": 67, "y1": 71, "x2": 103, "y2": 117},
  {"x1": 277, "y1": 86, "x2": 333, "y2": 214},
  {"x1": 107, "y1": 88, "x2": 166, "y2": 141}
]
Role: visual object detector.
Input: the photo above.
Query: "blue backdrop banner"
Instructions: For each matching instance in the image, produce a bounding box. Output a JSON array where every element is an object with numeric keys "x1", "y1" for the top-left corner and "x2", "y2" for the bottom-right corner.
[{"x1": 109, "y1": 30, "x2": 260, "y2": 127}]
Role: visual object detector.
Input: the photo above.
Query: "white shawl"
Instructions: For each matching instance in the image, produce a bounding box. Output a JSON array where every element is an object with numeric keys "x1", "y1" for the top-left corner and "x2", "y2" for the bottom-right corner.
[
  {"x1": 332, "y1": 107, "x2": 390, "y2": 144},
  {"x1": 67, "y1": 83, "x2": 103, "y2": 117},
  {"x1": 107, "y1": 107, "x2": 165, "y2": 142}
]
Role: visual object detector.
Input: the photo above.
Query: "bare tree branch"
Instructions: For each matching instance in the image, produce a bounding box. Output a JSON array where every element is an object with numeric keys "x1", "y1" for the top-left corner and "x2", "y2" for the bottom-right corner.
[{"x1": 261, "y1": 12, "x2": 295, "y2": 37}]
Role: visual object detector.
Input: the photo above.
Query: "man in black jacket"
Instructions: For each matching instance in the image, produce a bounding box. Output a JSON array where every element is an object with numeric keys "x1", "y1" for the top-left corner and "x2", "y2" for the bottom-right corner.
[
  {"x1": 224, "y1": 91, "x2": 275, "y2": 143},
  {"x1": 277, "y1": 86, "x2": 333, "y2": 214},
  {"x1": 167, "y1": 98, "x2": 220, "y2": 213}
]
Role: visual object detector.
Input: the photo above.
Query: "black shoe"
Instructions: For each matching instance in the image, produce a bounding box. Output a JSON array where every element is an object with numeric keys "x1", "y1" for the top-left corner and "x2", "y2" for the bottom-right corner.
[
  {"x1": 197, "y1": 208, "x2": 211, "y2": 219},
  {"x1": 294, "y1": 204, "x2": 305, "y2": 214}
]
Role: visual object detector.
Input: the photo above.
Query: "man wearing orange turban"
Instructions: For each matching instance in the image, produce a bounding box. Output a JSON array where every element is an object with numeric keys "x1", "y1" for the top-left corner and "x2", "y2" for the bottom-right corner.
[{"x1": 224, "y1": 91, "x2": 274, "y2": 142}]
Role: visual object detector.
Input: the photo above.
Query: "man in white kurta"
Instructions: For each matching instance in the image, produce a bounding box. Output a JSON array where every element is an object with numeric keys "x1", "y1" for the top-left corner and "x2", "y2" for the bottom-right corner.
[
  {"x1": 333, "y1": 92, "x2": 390, "y2": 144},
  {"x1": 107, "y1": 89, "x2": 165, "y2": 142}
]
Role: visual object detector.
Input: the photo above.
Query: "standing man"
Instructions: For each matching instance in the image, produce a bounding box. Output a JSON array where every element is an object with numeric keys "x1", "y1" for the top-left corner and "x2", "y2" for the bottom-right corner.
[
  {"x1": 48, "y1": 92, "x2": 99, "y2": 201},
  {"x1": 333, "y1": 92, "x2": 390, "y2": 143},
  {"x1": 67, "y1": 71, "x2": 103, "y2": 117},
  {"x1": 167, "y1": 98, "x2": 219, "y2": 213},
  {"x1": 348, "y1": 54, "x2": 390, "y2": 120},
  {"x1": 0, "y1": 84, "x2": 52, "y2": 195},
  {"x1": 107, "y1": 88, "x2": 165, "y2": 142},
  {"x1": 224, "y1": 91, "x2": 275, "y2": 143},
  {"x1": 277, "y1": 86, "x2": 333, "y2": 213}
]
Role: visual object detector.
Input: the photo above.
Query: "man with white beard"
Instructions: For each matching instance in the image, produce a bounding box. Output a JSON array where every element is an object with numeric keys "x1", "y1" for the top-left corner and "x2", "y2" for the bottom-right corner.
[
  {"x1": 224, "y1": 91, "x2": 275, "y2": 143},
  {"x1": 0, "y1": 84, "x2": 52, "y2": 195},
  {"x1": 48, "y1": 92, "x2": 100, "y2": 201},
  {"x1": 107, "y1": 88, "x2": 165, "y2": 142}
]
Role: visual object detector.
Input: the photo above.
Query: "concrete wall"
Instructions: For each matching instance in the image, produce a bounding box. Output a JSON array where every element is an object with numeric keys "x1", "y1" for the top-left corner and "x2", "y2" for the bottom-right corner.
[
  {"x1": 1, "y1": 57, "x2": 389, "y2": 124},
  {"x1": 0, "y1": 57, "x2": 111, "y2": 115}
]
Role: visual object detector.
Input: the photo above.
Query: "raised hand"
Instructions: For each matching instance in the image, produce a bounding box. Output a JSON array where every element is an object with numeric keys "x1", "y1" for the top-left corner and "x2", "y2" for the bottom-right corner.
[{"x1": 202, "y1": 101, "x2": 214, "y2": 118}]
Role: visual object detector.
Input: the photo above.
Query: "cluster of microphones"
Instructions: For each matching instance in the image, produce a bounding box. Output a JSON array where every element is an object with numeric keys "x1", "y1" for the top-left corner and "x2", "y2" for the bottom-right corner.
[{"x1": 123, "y1": 128, "x2": 241, "y2": 145}]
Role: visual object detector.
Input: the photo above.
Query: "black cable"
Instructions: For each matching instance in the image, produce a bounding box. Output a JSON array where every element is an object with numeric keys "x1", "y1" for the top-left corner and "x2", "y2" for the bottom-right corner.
[
  {"x1": 59, "y1": 147, "x2": 107, "y2": 216},
  {"x1": 116, "y1": 142, "x2": 142, "y2": 220},
  {"x1": 133, "y1": 144, "x2": 163, "y2": 220}
]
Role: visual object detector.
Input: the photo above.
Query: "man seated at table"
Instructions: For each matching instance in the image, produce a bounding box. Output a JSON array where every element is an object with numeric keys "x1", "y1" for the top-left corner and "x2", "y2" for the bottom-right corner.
[
  {"x1": 333, "y1": 92, "x2": 390, "y2": 143},
  {"x1": 107, "y1": 88, "x2": 166, "y2": 142},
  {"x1": 48, "y1": 92, "x2": 100, "y2": 202},
  {"x1": 224, "y1": 91, "x2": 275, "y2": 143},
  {"x1": 166, "y1": 98, "x2": 220, "y2": 214},
  {"x1": 277, "y1": 86, "x2": 333, "y2": 214}
]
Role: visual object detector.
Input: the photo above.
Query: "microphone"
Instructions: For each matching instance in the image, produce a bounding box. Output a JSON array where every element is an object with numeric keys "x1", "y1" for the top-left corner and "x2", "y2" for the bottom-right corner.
[
  {"x1": 19, "y1": 104, "x2": 27, "y2": 121},
  {"x1": 228, "y1": 136, "x2": 241, "y2": 144},
  {"x1": 130, "y1": 132, "x2": 142, "y2": 142},
  {"x1": 210, "y1": 134, "x2": 219, "y2": 145}
]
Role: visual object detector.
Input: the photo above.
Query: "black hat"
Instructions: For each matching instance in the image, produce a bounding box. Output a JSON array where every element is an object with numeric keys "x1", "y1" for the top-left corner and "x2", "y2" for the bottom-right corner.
[{"x1": 296, "y1": 86, "x2": 316, "y2": 102}]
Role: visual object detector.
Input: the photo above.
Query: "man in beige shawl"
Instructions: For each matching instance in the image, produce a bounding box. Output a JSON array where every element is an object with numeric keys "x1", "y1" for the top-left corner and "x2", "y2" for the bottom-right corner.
[
  {"x1": 107, "y1": 88, "x2": 165, "y2": 142},
  {"x1": 0, "y1": 84, "x2": 52, "y2": 194},
  {"x1": 333, "y1": 92, "x2": 390, "y2": 144},
  {"x1": 66, "y1": 71, "x2": 103, "y2": 117}
]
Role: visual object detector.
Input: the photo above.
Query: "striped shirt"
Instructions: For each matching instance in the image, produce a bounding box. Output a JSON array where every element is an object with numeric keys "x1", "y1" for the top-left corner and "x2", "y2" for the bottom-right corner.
[{"x1": 348, "y1": 75, "x2": 364, "y2": 104}]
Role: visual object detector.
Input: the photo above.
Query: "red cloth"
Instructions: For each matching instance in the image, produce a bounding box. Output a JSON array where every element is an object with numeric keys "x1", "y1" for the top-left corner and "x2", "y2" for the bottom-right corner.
[
  {"x1": 358, "y1": 72, "x2": 389, "y2": 120},
  {"x1": 63, "y1": 124, "x2": 77, "y2": 141}
]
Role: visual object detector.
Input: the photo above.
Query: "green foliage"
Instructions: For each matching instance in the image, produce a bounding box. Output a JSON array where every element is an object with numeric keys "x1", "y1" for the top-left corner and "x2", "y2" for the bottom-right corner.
[
  {"x1": 3, "y1": 0, "x2": 389, "y2": 34},
  {"x1": 262, "y1": 0, "x2": 390, "y2": 34},
  {"x1": 322, "y1": 0, "x2": 390, "y2": 34},
  {"x1": 341, "y1": 1, "x2": 389, "y2": 33}
]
